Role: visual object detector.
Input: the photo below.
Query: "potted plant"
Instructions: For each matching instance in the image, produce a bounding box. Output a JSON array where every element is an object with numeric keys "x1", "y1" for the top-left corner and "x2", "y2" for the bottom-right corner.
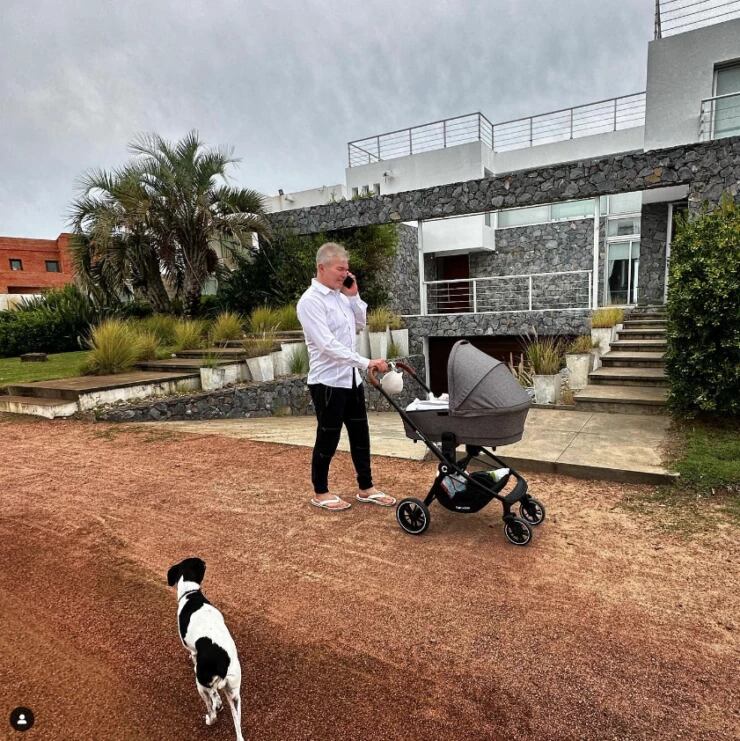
[
  {"x1": 367, "y1": 307, "x2": 391, "y2": 357},
  {"x1": 590, "y1": 307, "x2": 623, "y2": 369},
  {"x1": 565, "y1": 335, "x2": 597, "y2": 390},
  {"x1": 242, "y1": 335, "x2": 277, "y2": 382},
  {"x1": 199, "y1": 353, "x2": 227, "y2": 391},
  {"x1": 525, "y1": 335, "x2": 564, "y2": 405},
  {"x1": 388, "y1": 312, "x2": 408, "y2": 357}
]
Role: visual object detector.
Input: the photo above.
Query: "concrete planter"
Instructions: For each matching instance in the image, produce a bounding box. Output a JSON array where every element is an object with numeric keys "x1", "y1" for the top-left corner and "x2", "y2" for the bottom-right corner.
[
  {"x1": 200, "y1": 366, "x2": 227, "y2": 391},
  {"x1": 390, "y1": 328, "x2": 409, "y2": 358},
  {"x1": 565, "y1": 353, "x2": 594, "y2": 390},
  {"x1": 246, "y1": 355, "x2": 274, "y2": 382},
  {"x1": 357, "y1": 326, "x2": 370, "y2": 357},
  {"x1": 533, "y1": 374, "x2": 560, "y2": 405},
  {"x1": 280, "y1": 341, "x2": 307, "y2": 374},
  {"x1": 271, "y1": 350, "x2": 287, "y2": 377},
  {"x1": 591, "y1": 327, "x2": 614, "y2": 369},
  {"x1": 369, "y1": 330, "x2": 388, "y2": 358}
]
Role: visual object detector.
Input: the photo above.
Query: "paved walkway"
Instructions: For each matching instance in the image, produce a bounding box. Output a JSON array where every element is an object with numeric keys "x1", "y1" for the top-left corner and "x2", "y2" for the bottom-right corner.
[{"x1": 143, "y1": 408, "x2": 676, "y2": 484}]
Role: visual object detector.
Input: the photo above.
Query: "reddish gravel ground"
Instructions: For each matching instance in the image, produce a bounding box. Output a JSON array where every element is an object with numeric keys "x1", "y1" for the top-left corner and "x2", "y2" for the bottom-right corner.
[{"x1": 0, "y1": 416, "x2": 738, "y2": 741}]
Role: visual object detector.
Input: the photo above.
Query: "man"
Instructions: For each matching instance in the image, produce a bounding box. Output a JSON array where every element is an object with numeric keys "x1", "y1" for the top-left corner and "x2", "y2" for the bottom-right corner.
[{"x1": 297, "y1": 242, "x2": 396, "y2": 512}]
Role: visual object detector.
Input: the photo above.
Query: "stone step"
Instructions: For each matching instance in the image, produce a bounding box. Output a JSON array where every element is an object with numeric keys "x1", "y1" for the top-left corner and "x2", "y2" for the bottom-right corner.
[
  {"x1": 573, "y1": 384, "x2": 668, "y2": 415},
  {"x1": 136, "y1": 358, "x2": 243, "y2": 372},
  {"x1": 176, "y1": 347, "x2": 250, "y2": 360},
  {"x1": 617, "y1": 328, "x2": 666, "y2": 340},
  {"x1": 589, "y1": 366, "x2": 668, "y2": 387},
  {"x1": 600, "y1": 351, "x2": 665, "y2": 368},
  {"x1": 622, "y1": 319, "x2": 667, "y2": 329},
  {"x1": 610, "y1": 339, "x2": 667, "y2": 352},
  {"x1": 0, "y1": 395, "x2": 79, "y2": 418}
]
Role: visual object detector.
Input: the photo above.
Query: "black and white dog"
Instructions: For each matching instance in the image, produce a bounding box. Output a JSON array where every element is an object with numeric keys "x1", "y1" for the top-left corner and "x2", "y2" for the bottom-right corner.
[{"x1": 167, "y1": 557, "x2": 244, "y2": 741}]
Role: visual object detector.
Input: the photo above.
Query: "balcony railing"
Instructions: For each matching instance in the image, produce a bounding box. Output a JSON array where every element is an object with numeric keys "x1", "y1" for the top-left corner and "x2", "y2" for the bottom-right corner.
[
  {"x1": 699, "y1": 91, "x2": 740, "y2": 140},
  {"x1": 656, "y1": 0, "x2": 740, "y2": 38},
  {"x1": 424, "y1": 270, "x2": 593, "y2": 315},
  {"x1": 347, "y1": 94, "x2": 646, "y2": 166}
]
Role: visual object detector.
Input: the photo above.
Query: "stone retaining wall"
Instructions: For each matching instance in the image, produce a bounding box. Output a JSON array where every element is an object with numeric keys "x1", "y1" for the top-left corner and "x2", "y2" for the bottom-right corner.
[{"x1": 95, "y1": 355, "x2": 427, "y2": 423}]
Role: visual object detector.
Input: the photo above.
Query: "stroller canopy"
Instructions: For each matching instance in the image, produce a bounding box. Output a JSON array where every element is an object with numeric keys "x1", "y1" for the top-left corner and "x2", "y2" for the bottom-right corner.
[{"x1": 447, "y1": 340, "x2": 531, "y2": 418}]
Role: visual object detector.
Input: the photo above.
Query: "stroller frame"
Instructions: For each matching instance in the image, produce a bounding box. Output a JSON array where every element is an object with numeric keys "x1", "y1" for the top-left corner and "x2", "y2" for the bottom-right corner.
[{"x1": 369, "y1": 361, "x2": 545, "y2": 545}]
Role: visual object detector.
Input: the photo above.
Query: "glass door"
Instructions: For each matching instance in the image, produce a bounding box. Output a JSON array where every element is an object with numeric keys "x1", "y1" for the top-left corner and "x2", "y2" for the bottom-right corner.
[{"x1": 606, "y1": 239, "x2": 640, "y2": 305}]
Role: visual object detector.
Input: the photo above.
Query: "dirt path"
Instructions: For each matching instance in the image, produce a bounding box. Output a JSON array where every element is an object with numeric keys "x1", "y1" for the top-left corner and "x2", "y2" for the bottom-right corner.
[{"x1": 0, "y1": 417, "x2": 738, "y2": 740}]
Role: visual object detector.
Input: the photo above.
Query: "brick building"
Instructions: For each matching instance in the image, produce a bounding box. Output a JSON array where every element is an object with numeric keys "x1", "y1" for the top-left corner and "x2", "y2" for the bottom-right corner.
[{"x1": 0, "y1": 234, "x2": 74, "y2": 308}]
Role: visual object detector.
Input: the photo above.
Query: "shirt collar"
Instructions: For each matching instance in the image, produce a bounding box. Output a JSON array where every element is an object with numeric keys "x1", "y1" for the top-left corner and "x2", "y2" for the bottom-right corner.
[{"x1": 311, "y1": 277, "x2": 336, "y2": 295}]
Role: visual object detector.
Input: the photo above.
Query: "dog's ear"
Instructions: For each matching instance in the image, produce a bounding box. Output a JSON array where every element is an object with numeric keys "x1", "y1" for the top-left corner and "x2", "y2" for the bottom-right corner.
[{"x1": 166, "y1": 561, "x2": 183, "y2": 587}]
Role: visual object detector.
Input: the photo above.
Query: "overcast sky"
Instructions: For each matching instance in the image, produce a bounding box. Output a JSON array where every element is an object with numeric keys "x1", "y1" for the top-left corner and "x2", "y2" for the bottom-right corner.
[{"x1": 1, "y1": 0, "x2": 655, "y2": 238}]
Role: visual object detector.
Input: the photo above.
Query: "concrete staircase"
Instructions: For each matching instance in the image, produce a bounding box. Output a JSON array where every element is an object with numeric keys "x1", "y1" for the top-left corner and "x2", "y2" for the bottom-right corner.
[{"x1": 574, "y1": 306, "x2": 669, "y2": 414}]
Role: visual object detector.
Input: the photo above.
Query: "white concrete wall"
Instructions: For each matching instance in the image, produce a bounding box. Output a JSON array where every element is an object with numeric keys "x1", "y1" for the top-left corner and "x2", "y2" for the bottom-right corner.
[
  {"x1": 265, "y1": 184, "x2": 346, "y2": 212},
  {"x1": 0, "y1": 293, "x2": 38, "y2": 311},
  {"x1": 644, "y1": 17, "x2": 740, "y2": 150},
  {"x1": 421, "y1": 215, "x2": 494, "y2": 254},
  {"x1": 493, "y1": 127, "x2": 645, "y2": 174},
  {"x1": 346, "y1": 141, "x2": 486, "y2": 194}
]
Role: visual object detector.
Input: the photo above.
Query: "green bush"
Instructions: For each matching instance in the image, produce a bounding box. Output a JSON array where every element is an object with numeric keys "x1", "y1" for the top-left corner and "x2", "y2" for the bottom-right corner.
[
  {"x1": 591, "y1": 307, "x2": 624, "y2": 328},
  {"x1": 137, "y1": 314, "x2": 179, "y2": 345},
  {"x1": 172, "y1": 319, "x2": 207, "y2": 351},
  {"x1": 525, "y1": 336, "x2": 564, "y2": 375},
  {"x1": 211, "y1": 311, "x2": 244, "y2": 344},
  {"x1": 248, "y1": 306, "x2": 280, "y2": 334},
  {"x1": 666, "y1": 196, "x2": 740, "y2": 416},
  {"x1": 82, "y1": 319, "x2": 140, "y2": 375},
  {"x1": 274, "y1": 304, "x2": 301, "y2": 331},
  {"x1": 288, "y1": 344, "x2": 310, "y2": 374}
]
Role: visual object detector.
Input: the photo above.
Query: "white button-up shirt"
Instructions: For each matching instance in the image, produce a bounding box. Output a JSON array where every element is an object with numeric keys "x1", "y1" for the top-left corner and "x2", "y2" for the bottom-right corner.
[{"x1": 297, "y1": 278, "x2": 370, "y2": 388}]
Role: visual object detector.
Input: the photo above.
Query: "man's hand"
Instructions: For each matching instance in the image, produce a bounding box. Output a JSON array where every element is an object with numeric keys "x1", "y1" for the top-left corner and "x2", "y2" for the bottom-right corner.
[
  {"x1": 340, "y1": 272, "x2": 359, "y2": 297},
  {"x1": 368, "y1": 358, "x2": 389, "y2": 374}
]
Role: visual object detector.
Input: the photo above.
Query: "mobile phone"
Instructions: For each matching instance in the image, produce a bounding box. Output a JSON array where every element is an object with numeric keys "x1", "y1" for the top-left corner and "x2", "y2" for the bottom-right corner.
[{"x1": 343, "y1": 275, "x2": 354, "y2": 288}]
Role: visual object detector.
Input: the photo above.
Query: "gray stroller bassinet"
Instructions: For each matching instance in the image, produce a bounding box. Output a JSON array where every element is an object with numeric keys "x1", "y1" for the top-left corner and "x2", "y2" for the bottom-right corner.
[{"x1": 403, "y1": 340, "x2": 531, "y2": 447}]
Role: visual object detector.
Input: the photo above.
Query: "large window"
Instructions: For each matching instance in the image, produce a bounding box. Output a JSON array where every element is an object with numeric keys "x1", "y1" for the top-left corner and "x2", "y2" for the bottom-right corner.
[
  {"x1": 714, "y1": 63, "x2": 740, "y2": 139},
  {"x1": 606, "y1": 240, "x2": 640, "y2": 305},
  {"x1": 497, "y1": 199, "x2": 595, "y2": 228}
]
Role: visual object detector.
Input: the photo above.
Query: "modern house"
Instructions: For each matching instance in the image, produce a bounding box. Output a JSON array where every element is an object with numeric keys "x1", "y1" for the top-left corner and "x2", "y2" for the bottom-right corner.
[
  {"x1": 0, "y1": 234, "x2": 74, "y2": 310},
  {"x1": 266, "y1": 7, "x2": 740, "y2": 394}
]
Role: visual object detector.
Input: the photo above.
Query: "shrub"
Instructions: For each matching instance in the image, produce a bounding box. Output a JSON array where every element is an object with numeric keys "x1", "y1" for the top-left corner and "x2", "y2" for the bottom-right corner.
[
  {"x1": 367, "y1": 306, "x2": 402, "y2": 332},
  {"x1": 525, "y1": 336, "x2": 564, "y2": 375},
  {"x1": 248, "y1": 306, "x2": 280, "y2": 334},
  {"x1": 172, "y1": 319, "x2": 207, "y2": 351},
  {"x1": 138, "y1": 314, "x2": 179, "y2": 345},
  {"x1": 567, "y1": 335, "x2": 597, "y2": 354},
  {"x1": 591, "y1": 307, "x2": 624, "y2": 328},
  {"x1": 211, "y1": 312, "x2": 244, "y2": 344},
  {"x1": 242, "y1": 335, "x2": 278, "y2": 358},
  {"x1": 387, "y1": 339, "x2": 402, "y2": 359},
  {"x1": 81, "y1": 319, "x2": 140, "y2": 375},
  {"x1": 507, "y1": 352, "x2": 533, "y2": 388},
  {"x1": 274, "y1": 304, "x2": 301, "y2": 331},
  {"x1": 288, "y1": 344, "x2": 310, "y2": 374},
  {"x1": 132, "y1": 329, "x2": 161, "y2": 361},
  {"x1": 666, "y1": 195, "x2": 740, "y2": 416}
]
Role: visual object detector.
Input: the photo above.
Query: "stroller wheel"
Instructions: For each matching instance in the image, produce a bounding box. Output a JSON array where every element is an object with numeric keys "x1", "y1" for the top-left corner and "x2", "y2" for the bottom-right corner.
[
  {"x1": 503, "y1": 517, "x2": 532, "y2": 546},
  {"x1": 396, "y1": 498, "x2": 430, "y2": 535},
  {"x1": 519, "y1": 496, "x2": 546, "y2": 526}
]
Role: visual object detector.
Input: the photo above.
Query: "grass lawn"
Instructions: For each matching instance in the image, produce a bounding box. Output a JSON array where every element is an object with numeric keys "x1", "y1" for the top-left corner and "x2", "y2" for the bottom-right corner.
[{"x1": 0, "y1": 351, "x2": 89, "y2": 388}]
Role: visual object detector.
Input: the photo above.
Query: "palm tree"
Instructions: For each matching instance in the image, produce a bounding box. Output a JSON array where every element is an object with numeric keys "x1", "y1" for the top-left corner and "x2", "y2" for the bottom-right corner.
[
  {"x1": 130, "y1": 131, "x2": 272, "y2": 316},
  {"x1": 69, "y1": 166, "x2": 172, "y2": 313}
]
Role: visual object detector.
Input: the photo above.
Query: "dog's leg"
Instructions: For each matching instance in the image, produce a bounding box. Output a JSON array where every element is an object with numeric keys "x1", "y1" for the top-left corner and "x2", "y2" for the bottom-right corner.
[
  {"x1": 196, "y1": 680, "x2": 217, "y2": 726},
  {"x1": 224, "y1": 680, "x2": 244, "y2": 741},
  {"x1": 210, "y1": 686, "x2": 223, "y2": 713}
]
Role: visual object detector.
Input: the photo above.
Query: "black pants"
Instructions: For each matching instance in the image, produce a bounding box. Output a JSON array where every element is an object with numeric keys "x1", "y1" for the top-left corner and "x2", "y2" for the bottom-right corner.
[{"x1": 308, "y1": 379, "x2": 373, "y2": 494}]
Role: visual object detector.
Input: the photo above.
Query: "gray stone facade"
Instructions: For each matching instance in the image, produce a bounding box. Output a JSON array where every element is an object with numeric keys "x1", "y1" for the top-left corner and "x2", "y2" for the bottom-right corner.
[
  {"x1": 638, "y1": 203, "x2": 669, "y2": 305},
  {"x1": 268, "y1": 137, "x2": 740, "y2": 235},
  {"x1": 95, "y1": 356, "x2": 426, "y2": 422},
  {"x1": 385, "y1": 223, "x2": 420, "y2": 315}
]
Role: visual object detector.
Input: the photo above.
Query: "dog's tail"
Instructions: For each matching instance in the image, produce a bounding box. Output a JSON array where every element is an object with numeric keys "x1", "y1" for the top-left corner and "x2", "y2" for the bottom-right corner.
[{"x1": 212, "y1": 677, "x2": 228, "y2": 691}]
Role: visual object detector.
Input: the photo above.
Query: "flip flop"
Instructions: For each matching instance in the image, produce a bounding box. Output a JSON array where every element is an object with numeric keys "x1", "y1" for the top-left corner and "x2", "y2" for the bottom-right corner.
[
  {"x1": 310, "y1": 495, "x2": 352, "y2": 511},
  {"x1": 356, "y1": 491, "x2": 397, "y2": 507}
]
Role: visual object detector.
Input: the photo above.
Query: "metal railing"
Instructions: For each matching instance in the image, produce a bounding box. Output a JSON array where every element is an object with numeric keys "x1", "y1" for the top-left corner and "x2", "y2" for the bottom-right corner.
[
  {"x1": 699, "y1": 91, "x2": 740, "y2": 140},
  {"x1": 656, "y1": 0, "x2": 740, "y2": 38},
  {"x1": 424, "y1": 270, "x2": 592, "y2": 315},
  {"x1": 347, "y1": 94, "x2": 645, "y2": 166},
  {"x1": 348, "y1": 113, "x2": 493, "y2": 167}
]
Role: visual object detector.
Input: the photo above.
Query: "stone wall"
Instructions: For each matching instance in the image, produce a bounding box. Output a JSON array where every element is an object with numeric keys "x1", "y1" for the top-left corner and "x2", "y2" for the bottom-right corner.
[
  {"x1": 385, "y1": 223, "x2": 420, "y2": 315},
  {"x1": 267, "y1": 137, "x2": 740, "y2": 235},
  {"x1": 638, "y1": 203, "x2": 669, "y2": 305},
  {"x1": 95, "y1": 356, "x2": 426, "y2": 423}
]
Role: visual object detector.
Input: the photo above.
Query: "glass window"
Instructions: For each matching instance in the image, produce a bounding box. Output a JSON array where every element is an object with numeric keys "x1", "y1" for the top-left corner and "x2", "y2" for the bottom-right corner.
[
  {"x1": 599, "y1": 195, "x2": 608, "y2": 215},
  {"x1": 484, "y1": 212, "x2": 492, "y2": 227},
  {"x1": 10, "y1": 259, "x2": 23, "y2": 270},
  {"x1": 45, "y1": 260, "x2": 60, "y2": 272},
  {"x1": 551, "y1": 199, "x2": 595, "y2": 221},
  {"x1": 714, "y1": 64, "x2": 740, "y2": 138},
  {"x1": 608, "y1": 192, "x2": 642, "y2": 214},
  {"x1": 607, "y1": 217, "x2": 641, "y2": 236},
  {"x1": 351, "y1": 187, "x2": 359, "y2": 198},
  {"x1": 497, "y1": 205, "x2": 549, "y2": 228},
  {"x1": 373, "y1": 183, "x2": 380, "y2": 195},
  {"x1": 606, "y1": 240, "x2": 640, "y2": 305}
]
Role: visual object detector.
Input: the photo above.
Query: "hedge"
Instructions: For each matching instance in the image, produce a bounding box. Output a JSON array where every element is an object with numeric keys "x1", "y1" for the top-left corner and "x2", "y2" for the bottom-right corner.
[{"x1": 666, "y1": 196, "x2": 740, "y2": 416}]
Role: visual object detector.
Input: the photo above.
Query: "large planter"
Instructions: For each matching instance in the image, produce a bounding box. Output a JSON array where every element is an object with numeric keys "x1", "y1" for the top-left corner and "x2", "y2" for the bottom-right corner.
[
  {"x1": 246, "y1": 355, "x2": 274, "y2": 382},
  {"x1": 280, "y1": 341, "x2": 306, "y2": 374},
  {"x1": 390, "y1": 328, "x2": 409, "y2": 358},
  {"x1": 200, "y1": 366, "x2": 227, "y2": 391},
  {"x1": 565, "y1": 353, "x2": 594, "y2": 390},
  {"x1": 369, "y1": 330, "x2": 388, "y2": 358},
  {"x1": 533, "y1": 374, "x2": 560, "y2": 405},
  {"x1": 271, "y1": 350, "x2": 286, "y2": 377},
  {"x1": 357, "y1": 326, "x2": 371, "y2": 357},
  {"x1": 590, "y1": 327, "x2": 613, "y2": 369}
]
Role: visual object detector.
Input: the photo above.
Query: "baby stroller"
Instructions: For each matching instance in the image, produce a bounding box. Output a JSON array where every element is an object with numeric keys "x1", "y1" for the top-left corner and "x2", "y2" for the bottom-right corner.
[{"x1": 368, "y1": 340, "x2": 545, "y2": 546}]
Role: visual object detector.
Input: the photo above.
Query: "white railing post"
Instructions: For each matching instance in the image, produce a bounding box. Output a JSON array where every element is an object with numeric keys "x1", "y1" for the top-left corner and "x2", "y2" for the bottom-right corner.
[
  {"x1": 613, "y1": 98, "x2": 618, "y2": 130},
  {"x1": 443, "y1": 120, "x2": 447, "y2": 148},
  {"x1": 472, "y1": 279, "x2": 477, "y2": 312},
  {"x1": 417, "y1": 220, "x2": 427, "y2": 315},
  {"x1": 528, "y1": 275, "x2": 533, "y2": 311},
  {"x1": 409, "y1": 129, "x2": 413, "y2": 156},
  {"x1": 570, "y1": 107, "x2": 574, "y2": 139}
]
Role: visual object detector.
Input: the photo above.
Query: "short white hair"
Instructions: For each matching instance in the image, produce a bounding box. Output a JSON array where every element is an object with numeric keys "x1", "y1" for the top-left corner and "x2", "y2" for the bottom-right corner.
[{"x1": 316, "y1": 242, "x2": 348, "y2": 266}]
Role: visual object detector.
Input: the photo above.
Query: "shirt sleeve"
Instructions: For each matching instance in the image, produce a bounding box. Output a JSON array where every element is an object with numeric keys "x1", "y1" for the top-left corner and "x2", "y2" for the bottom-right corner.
[
  {"x1": 348, "y1": 294, "x2": 368, "y2": 330},
  {"x1": 297, "y1": 295, "x2": 371, "y2": 369}
]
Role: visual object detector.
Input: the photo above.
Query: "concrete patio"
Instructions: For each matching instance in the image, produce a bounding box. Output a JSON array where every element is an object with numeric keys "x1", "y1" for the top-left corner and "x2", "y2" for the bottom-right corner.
[{"x1": 142, "y1": 408, "x2": 676, "y2": 484}]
